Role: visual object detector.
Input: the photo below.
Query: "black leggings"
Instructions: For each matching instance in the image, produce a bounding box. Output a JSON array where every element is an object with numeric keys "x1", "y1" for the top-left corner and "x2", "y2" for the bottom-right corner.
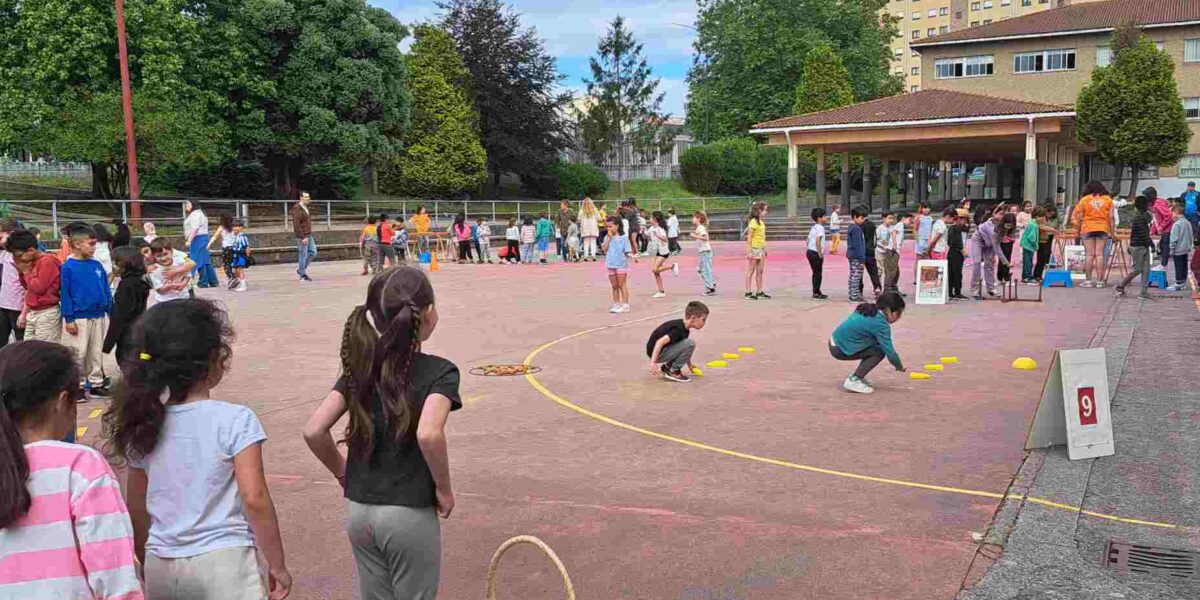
[
  {"x1": 1034, "y1": 239, "x2": 1053, "y2": 279},
  {"x1": 948, "y1": 251, "x2": 964, "y2": 297},
  {"x1": 806, "y1": 250, "x2": 823, "y2": 295},
  {"x1": 864, "y1": 256, "x2": 881, "y2": 292},
  {"x1": 829, "y1": 342, "x2": 884, "y2": 379},
  {"x1": 506, "y1": 240, "x2": 520, "y2": 262},
  {"x1": 457, "y1": 240, "x2": 473, "y2": 261},
  {"x1": 998, "y1": 241, "x2": 1014, "y2": 282},
  {"x1": 0, "y1": 308, "x2": 23, "y2": 349}
]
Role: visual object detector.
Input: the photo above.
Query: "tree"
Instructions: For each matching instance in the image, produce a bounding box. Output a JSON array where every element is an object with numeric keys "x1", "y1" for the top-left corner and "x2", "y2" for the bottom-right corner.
[
  {"x1": 578, "y1": 16, "x2": 675, "y2": 197},
  {"x1": 439, "y1": 0, "x2": 571, "y2": 196},
  {"x1": 1077, "y1": 22, "x2": 1192, "y2": 198},
  {"x1": 793, "y1": 45, "x2": 855, "y2": 115},
  {"x1": 686, "y1": 0, "x2": 902, "y2": 143},
  {"x1": 379, "y1": 25, "x2": 486, "y2": 197}
]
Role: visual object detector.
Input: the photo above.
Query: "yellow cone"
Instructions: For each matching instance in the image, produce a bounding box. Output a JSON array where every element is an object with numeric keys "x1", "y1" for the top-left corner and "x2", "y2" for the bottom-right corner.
[
  {"x1": 910, "y1": 372, "x2": 932, "y2": 380},
  {"x1": 923, "y1": 364, "x2": 945, "y2": 371},
  {"x1": 1012, "y1": 357, "x2": 1038, "y2": 370},
  {"x1": 706, "y1": 360, "x2": 728, "y2": 368},
  {"x1": 940, "y1": 356, "x2": 959, "y2": 364},
  {"x1": 722, "y1": 353, "x2": 740, "y2": 360},
  {"x1": 737, "y1": 346, "x2": 756, "y2": 353},
  {"x1": 691, "y1": 367, "x2": 704, "y2": 377}
]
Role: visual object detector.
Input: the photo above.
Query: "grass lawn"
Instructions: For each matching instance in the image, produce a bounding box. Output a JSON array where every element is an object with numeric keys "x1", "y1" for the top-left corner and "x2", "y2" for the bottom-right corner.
[{"x1": 0, "y1": 173, "x2": 92, "y2": 190}]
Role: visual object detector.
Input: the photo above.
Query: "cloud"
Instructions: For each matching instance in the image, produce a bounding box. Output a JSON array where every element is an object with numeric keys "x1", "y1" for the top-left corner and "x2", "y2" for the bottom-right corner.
[{"x1": 369, "y1": 0, "x2": 694, "y2": 117}]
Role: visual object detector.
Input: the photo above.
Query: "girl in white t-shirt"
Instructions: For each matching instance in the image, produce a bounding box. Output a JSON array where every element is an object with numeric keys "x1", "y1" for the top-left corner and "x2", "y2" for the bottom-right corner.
[
  {"x1": 207, "y1": 214, "x2": 237, "y2": 286},
  {"x1": 829, "y1": 209, "x2": 842, "y2": 255},
  {"x1": 648, "y1": 211, "x2": 678, "y2": 298},
  {"x1": 691, "y1": 211, "x2": 716, "y2": 295},
  {"x1": 504, "y1": 218, "x2": 520, "y2": 264}
]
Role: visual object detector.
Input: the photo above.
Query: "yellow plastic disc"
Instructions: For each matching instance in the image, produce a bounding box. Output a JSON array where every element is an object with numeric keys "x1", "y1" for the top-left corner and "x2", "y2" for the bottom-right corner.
[
  {"x1": 691, "y1": 367, "x2": 704, "y2": 377},
  {"x1": 939, "y1": 356, "x2": 959, "y2": 364},
  {"x1": 923, "y1": 364, "x2": 945, "y2": 371},
  {"x1": 737, "y1": 346, "x2": 756, "y2": 353},
  {"x1": 1012, "y1": 357, "x2": 1038, "y2": 370},
  {"x1": 909, "y1": 372, "x2": 932, "y2": 380},
  {"x1": 706, "y1": 360, "x2": 728, "y2": 368},
  {"x1": 722, "y1": 353, "x2": 741, "y2": 360}
]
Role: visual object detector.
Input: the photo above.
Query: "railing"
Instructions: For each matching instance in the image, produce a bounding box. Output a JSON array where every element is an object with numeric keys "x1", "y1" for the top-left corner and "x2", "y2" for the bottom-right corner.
[{"x1": 0, "y1": 161, "x2": 91, "y2": 175}]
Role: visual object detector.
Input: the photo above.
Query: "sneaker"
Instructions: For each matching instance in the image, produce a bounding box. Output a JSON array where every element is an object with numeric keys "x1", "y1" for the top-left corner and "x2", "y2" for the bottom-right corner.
[
  {"x1": 651, "y1": 291, "x2": 667, "y2": 299},
  {"x1": 842, "y1": 376, "x2": 873, "y2": 394},
  {"x1": 1078, "y1": 280, "x2": 1093, "y2": 288},
  {"x1": 848, "y1": 296, "x2": 864, "y2": 302},
  {"x1": 1114, "y1": 285, "x2": 1125, "y2": 297},
  {"x1": 663, "y1": 370, "x2": 691, "y2": 383},
  {"x1": 671, "y1": 263, "x2": 679, "y2": 277},
  {"x1": 617, "y1": 303, "x2": 631, "y2": 313},
  {"x1": 1166, "y1": 285, "x2": 1181, "y2": 292},
  {"x1": 1151, "y1": 265, "x2": 1166, "y2": 271},
  {"x1": 1095, "y1": 281, "x2": 1107, "y2": 288},
  {"x1": 745, "y1": 292, "x2": 757, "y2": 300},
  {"x1": 860, "y1": 376, "x2": 875, "y2": 388},
  {"x1": 235, "y1": 280, "x2": 248, "y2": 292},
  {"x1": 813, "y1": 293, "x2": 828, "y2": 300},
  {"x1": 609, "y1": 304, "x2": 621, "y2": 313},
  {"x1": 971, "y1": 295, "x2": 984, "y2": 300},
  {"x1": 703, "y1": 288, "x2": 717, "y2": 296},
  {"x1": 756, "y1": 291, "x2": 772, "y2": 299},
  {"x1": 87, "y1": 385, "x2": 110, "y2": 399},
  {"x1": 300, "y1": 274, "x2": 312, "y2": 282}
]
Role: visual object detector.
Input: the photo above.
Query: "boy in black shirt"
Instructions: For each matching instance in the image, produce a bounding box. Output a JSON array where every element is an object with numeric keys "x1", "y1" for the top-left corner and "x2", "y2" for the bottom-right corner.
[
  {"x1": 1115, "y1": 195, "x2": 1154, "y2": 299},
  {"x1": 860, "y1": 209, "x2": 882, "y2": 297},
  {"x1": 947, "y1": 208, "x2": 968, "y2": 300},
  {"x1": 647, "y1": 301, "x2": 709, "y2": 383}
]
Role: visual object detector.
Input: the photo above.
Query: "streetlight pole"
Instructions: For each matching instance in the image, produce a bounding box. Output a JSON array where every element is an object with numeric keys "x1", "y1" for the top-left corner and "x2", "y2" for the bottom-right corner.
[{"x1": 114, "y1": 0, "x2": 141, "y2": 222}]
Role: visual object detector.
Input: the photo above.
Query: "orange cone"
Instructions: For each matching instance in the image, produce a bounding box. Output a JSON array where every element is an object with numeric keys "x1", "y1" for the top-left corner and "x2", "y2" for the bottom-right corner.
[{"x1": 429, "y1": 252, "x2": 440, "y2": 272}]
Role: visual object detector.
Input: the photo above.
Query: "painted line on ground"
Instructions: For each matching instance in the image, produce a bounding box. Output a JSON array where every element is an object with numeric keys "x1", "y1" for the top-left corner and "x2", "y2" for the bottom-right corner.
[
  {"x1": 89, "y1": 409, "x2": 103, "y2": 419},
  {"x1": 76, "y1": 426, "x2": 87, "y2": 438},
  {"x1": 521, "y1": 309, "x2": 1180, "y2": 530}
]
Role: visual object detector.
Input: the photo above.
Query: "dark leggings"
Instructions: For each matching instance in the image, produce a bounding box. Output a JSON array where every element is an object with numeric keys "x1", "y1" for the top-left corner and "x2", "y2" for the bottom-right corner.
[
  {"x1": 1034, "y1": 239, "x2": 1053, "y2": 279},
  {"x1": 829, "y1": 342, "x2": 885, "y2": 379},
  {"x1": 1159, "y1": 232, "x2": 1171, "y2": 268},
  {"x1": 457, "y1": 240, "x2": 473, "y2": 261},
  {"x1": 506, "y1": 240, "x2": 520, "y2": 262},
  {"x1": 948, "y1": 251, "x2": 964, "y2": 296},
  {"x1": 864, "y1": 256, "x2": 881, "y2": 292},
  {"x1": 0, "y1": 308, "x2": 24, "y2": 348},
  {"x1": 997, "y1": 241, "x2": 1014, "y2": 282},
  {"x1": 806, "y1": 250, "x2": 823, "y2": 295},
  {"x1": 1173, "y1": 254, "x2": 1189, "y2": 286}
]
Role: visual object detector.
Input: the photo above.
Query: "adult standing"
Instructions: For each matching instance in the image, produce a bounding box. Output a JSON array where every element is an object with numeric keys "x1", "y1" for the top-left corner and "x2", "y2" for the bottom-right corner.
[
  {"x1": 555, "y1": 201, "x2": 573, "y2": 259},
  {"x1": 292, "y1": 191, "x2": 317, "y2": 281},
  {"x1": 183, "y1": 200, "x2": 218, "y2": 288},
  {"x1": 1071, "y1": 181, "x2": 1115, "y2": 288},
  {"x1": 1182, "y1": 181, "x2": 1199, "y2": 233},
  {"x1": 578, "y1": 198, "x2": 600, "y2": 261}
]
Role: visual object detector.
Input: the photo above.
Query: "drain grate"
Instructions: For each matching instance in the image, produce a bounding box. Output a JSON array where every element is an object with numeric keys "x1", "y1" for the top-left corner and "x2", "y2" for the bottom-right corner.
[{"x1": 1105, "y1": 541, "x2": 1200, "y2": 580}]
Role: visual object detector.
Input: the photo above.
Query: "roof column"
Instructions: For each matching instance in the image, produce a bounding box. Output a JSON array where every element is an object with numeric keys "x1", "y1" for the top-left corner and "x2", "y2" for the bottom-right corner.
[
  {"x1": 862, "y1": 156, "x2": 873, "y2": 211},
  {"x1": 881, "y1": 159, "x2": 892, "y2": 212},
  {"x1": 1047, "y1": 140, "x2": 1059, "y2": 204},
  {"x1": 1024, "y1": 119, "x2": 1038, "y2": 205},
  {"x1": 787, "y1": 138, "x2": 799, "y2": 219},
  {"x1": 815, "y1": 147, "x2": 827, "y2": 210},
  {"x1": 840, "y1": 152, "x2": 852, "y2": 213}
]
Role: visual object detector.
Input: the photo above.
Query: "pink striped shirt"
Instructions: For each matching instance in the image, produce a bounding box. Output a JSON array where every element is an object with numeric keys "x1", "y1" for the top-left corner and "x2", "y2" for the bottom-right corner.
[{"x1": 0, "y1": 441, "x2": 143, "y2": 600}]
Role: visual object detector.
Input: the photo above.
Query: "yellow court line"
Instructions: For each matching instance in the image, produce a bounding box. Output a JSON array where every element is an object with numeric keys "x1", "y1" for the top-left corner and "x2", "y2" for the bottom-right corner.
[
  {"x1": 76, "y1": 427, "x2": 87, "y2": 438},
  {"x1": 521, "y1": 314, "x2": 1179, "y2": 530},
  {"x1": 89, "y1": 409, "x2": 103, "y2": 419}
]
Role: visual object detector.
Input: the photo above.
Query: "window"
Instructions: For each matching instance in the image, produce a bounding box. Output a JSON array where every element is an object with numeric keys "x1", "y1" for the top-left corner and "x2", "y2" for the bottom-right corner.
[
  {"x1": 940, "y1": 25, "x2": 949, "y2": 34},
  {"x1": 894, "y1": 49, "x2": 903, "y2": 60},
  {"x1": 983, "y1": 0, "x2": 993, "y2": 8},
  {"x1": 1039, "y1": 0, "x2": 1048, "y2": 3},
  {"x1": 1014, "y1": 49, "x2": 1076, "y2": 73},
  {"x1": 971, "y1": 1, "x2": 980, "y2": 9},
  {"x1": 1022, "y1": 0, "x2": 1031, "y2": 5},
  {"x1": 894, "y1": 68, "x2": 904, "y2": 76},
  {"x1": 934, "y1": 55, "x2": 995, "y2": 79},
  {"x1": 1182, "y1": 155, "x2": 1200, "y2": 179},
  {"x1": 911, "y1": 66, "x2": 920, "y2": 75},
  {"x1": 1186, "y1": 97, "x2": 1200, "y2": 120},
  {"x1": 928, "y1": 8, "x2": 937, "y2": 17},
  {"x1": 1186, "y1": 39, "x2": 1200, "y2": 62},
  {"x1": 1096, "y1": 45, "x2": 1113, "y2": 67},
  {"x1": 955, "y1": 11, "x2": 963, "y2": 18},
  {"x1": 1001, "y1": 0, "x2": 1010, "y2": 5},
  {"x1": 912, "y1": 11, "x2": 920, "y2": 19},
  {"x1": 983, "y1": 19, "x2": 992, "y2": 24},
  {"x1": 940, "y1": 7, "x2": 949, "y2": 15},
  {"x1": 927, "y1": 27, "x2": 936, "y2": 36},
  {"x1": 910, "y1": 85, "x2": 920, "y2": 92},
  {"x1": 970, "y1": 21, "x2": 979, "y2": 27},
  {"x1": 912, "y1": 30, "x2": 920, "y2": 39}
]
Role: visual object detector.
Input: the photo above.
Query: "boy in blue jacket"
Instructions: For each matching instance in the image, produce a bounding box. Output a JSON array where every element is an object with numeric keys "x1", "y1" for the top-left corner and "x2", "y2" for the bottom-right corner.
[
  {"x1": 535, "y1": 212, "x2": 554, "y2": 265},
  {"x1": 846, "y1": 207, "x2": 868, "y2": 302},
  {"x1": 60, "y1": 224, "x2": 114, "y2": 397},
  {"x1": 830, "y1": 291, "x2": 906, "y2": 394}
]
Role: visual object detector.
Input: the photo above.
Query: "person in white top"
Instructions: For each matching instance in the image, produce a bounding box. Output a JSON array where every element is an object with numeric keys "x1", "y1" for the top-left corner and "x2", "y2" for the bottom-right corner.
[
  {"x1": 691, "y1": 211, "x2": 717, "y2": 295},
  {"x1": 666, "y1": 208, "x2": 681, "y2": 256},
  {"x1": 207, "y1": 214, "x2": 237, "y2": 287},
  {"x1": 149, "y1": 240, "x2": 195, "y2": 303},
  {"x1": 806, "y1": 208, "x2": 828, "y2": 299},
  {"x1": 828, "y1": 209, "x2": 842, "y2": 255},
  {"x1": 578, "y1": 198, "x2": 601, "y2": 261},
  {"x1": 504, "y1": 218, "x2": 520, "y2": 264},
  {"x1": 929, "y1": 209, "x2": 952, "y2": 260},
  {"x1": 182, "y1": 201, "x2": 218, "y2": 288}
]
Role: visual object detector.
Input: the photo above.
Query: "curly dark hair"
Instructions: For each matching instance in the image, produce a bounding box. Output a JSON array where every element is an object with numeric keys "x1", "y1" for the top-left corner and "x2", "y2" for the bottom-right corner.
[{"x1": 103, "y1": 299, "x2": 234, "y2": 463}]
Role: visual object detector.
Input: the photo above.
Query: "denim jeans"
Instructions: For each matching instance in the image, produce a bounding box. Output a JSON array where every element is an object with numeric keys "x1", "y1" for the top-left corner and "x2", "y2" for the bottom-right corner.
[
  {"x1": 520, "y1": 242, "x2": 535, "y2": 263},
  {"x1": 297, "y1": 236, "x2": 318, "y2": 276},
  {"x1": 697, "y1": 251, "x2": 715, "y2": 289}
]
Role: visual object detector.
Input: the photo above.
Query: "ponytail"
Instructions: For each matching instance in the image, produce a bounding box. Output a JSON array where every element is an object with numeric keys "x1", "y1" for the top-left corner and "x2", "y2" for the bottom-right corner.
[
  {"x1": 0, "y1": 396, "x2": 30, "y2": 529},
  {"x1": 856, "y1": 291, "x2": 906, "y2": 318}
]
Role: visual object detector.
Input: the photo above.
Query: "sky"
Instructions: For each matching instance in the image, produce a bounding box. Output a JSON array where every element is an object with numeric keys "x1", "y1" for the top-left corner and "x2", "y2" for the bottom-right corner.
[{"x1": 367, "y1": 0, "x2": 697, "y2": 118}]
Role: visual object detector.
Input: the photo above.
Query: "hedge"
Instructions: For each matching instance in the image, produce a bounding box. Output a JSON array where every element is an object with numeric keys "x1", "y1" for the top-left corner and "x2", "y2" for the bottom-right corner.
[{"x1": 680, "y1": 138, "x2": 812, "y2": 196}]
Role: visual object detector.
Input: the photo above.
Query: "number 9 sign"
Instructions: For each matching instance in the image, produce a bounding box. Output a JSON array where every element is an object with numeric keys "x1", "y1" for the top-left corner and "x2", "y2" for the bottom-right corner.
[{"x1": 1077, "y1": 386, "x2": 1098, "y2": 426}]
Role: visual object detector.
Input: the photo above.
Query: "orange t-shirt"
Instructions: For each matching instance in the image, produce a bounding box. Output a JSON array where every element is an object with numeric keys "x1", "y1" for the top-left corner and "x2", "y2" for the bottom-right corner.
[
  {"x1": 410, "y1": 213, "x2": 430, "y2": 234},
  {"x1": 1072, "y1": 194, "x2": 1114, "y2": 235}
]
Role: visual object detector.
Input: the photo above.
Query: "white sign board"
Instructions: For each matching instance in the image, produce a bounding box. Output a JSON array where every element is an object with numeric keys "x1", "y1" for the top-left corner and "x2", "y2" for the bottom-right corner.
[
  {"x1": 915, "y1": 259, "x2": 948, "y2": 305},
  {"x1": 1025, "y1": 348, "x2": 1114, "y2": 460},
  {"x1": 1063, "y1": 245, "x2": 1087, "y2": 281}
]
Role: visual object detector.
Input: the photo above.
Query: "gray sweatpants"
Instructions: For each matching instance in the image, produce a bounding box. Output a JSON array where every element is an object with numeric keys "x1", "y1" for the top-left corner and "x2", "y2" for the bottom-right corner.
[
  {"x1": 1117, "y1": 246, "x2": 1151, "y2": 297},
  {"x1": 347, "y1": 501, "x2": 442, "y2": 600},
  {"x1": 658, "y1": 338, "x2": 695, "y2": 372}
]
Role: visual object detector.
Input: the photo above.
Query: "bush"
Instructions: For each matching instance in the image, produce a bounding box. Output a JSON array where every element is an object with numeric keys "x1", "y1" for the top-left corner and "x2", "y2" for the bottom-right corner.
[
  {"x1": 155, "y1": 161, "x2": 274, "y2": 199},
  {"x1": 545, "y1": 162, "x2": 610, "y2": 199},
  {"x1": 300, "y1": 160, "x2": 362, "y2": 200},
  {"x1": 680, "y1": 138, "x2": 810, "y2": 196}
]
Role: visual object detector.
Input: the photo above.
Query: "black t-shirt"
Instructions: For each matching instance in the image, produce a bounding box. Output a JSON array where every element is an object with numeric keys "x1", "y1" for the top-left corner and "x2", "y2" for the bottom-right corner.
[
  {"x1": 333, "y1": 353, "x2": 461, "y2": 508},
  {"x1": 646, "y1": 319, "x2": 689, "y2": 357},
  {"x1": 861, "y1": 219, "x2": 877, "y2": 250}
]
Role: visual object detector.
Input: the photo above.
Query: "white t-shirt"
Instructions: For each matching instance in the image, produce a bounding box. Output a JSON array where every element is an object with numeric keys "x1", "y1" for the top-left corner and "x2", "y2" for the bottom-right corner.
[
  {"x1": 667, "y1": 215, "x2": 680, "y2": 238},
  {"x1": 695, "y1": 224, "x2": 712, "y2": 253},
  {"x1": 94, "y1": 241, "x2": 112, "y2": 275},
  {"x1": 807, "y1": 223, "x2": 825, "y2": 255},
  {"x1": 129, "y1": 400, "x2": 266, "y2": 559},
  {"x1": 184, "y1": 210, "x2": 209, "y2": 241},
  {"x1": 829, "y1": 212, "x2": 841, "y2": 231},
  {"x1": 932, "y1": 220, "x2": 949, "y2": 254},
  {"x1": 648, "y1": 225, "x2": 668, "y2": 256},
  {"x1": 891, "y1": 222, "x2": 905, "y2": 252},
  {"x1": 506, "y1": 226, "x2": 519, "y2": 241},
  {"x1": 218, "y1": 227, "x2": 235, "y2": 249},
  {"x1": 150, "y1": 250, "x2": 192, "y2": 303}
]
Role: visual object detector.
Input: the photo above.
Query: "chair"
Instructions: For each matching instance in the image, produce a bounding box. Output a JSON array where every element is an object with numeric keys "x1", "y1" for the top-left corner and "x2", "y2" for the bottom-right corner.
[
  {"x1": 1147, "y1": 269, "x2": 1168, "y2": 289},
  {"x1": 1041, "y1": 270, "x2": 1074, "y2": 288}
]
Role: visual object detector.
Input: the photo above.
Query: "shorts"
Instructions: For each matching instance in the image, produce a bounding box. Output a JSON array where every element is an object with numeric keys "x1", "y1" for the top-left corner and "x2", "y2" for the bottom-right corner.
[
  {"x1": 748, "y1": 247, "x2": 766, "y2": 259},
  {"x1": 1083, "y1": 231, "x2": 1109, "y2": 240},
  {"x1": 829, "y1": 228, "x2": 840, "y2": 235},
  {"x1": 537, "y1": 238, "x2": 550, "y2": 252},
  {"x1": 607, "y1": 267, "x2": 628, "y2": 276},
  {"x1": 929, "y1": 250, "x2": 948, "y2": 260}
]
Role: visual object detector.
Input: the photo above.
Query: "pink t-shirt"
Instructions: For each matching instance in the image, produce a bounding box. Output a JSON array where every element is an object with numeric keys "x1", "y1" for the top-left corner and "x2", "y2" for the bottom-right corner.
[
  {"x1": 0, "y1": 441, "x2": 143, "y2": 599},
  {"x1": 0, "y1": 251, "x2": 25, "y2": 312},
  {"x1": 454, "y1": 223, "x2": 472, "y2": 242}
]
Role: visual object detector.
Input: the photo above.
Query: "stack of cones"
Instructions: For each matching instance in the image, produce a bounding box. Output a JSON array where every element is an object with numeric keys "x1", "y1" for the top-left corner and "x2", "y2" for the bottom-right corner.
[{"x1": 430, "y1": 252, "x2": 440, "y2": 272}]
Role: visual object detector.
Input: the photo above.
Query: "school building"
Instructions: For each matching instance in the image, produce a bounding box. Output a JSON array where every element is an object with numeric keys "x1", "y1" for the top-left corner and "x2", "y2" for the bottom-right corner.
[{"x1": 755, "y1": 0, "x2": 1200, "y2": 217}]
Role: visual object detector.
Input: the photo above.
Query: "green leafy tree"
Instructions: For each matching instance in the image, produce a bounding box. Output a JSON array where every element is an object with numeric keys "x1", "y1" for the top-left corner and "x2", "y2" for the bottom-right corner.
[
  {"x1": 1077, "y1": 22, "x2": 1191, "y2": 198},
  {"x1": 380, "y1": 25, "x2": 486, "y2": 197},
  {"x1": 578, "y1": 16, "x2": 675, "y2": 197},
  {"x1": 793, "y1": 45, "x2": 855, "y2": 115},
  {"x1": 687, "y1": 0, "x2": 902, "y2": 143},
  {"x1": 439, "y1": 0, "x2": 570, "y2": 196}
]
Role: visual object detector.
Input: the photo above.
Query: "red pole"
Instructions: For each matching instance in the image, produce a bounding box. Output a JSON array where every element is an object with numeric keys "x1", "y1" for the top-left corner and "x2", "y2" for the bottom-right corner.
[{"x1": 114, "y1": 0, "x2": 141, "y2": 222}]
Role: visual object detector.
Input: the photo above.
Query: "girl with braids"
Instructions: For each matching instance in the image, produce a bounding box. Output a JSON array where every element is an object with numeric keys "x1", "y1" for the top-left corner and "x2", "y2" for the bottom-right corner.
[
  {"x1": 0, "y1": 341, "x2": 143, "y2": 599},
  {"x1": 102, "y1": 299, "x2": 291, "y2": 600},
  {"x1": 303, "y1": 266, "x2": 460, "y2": 600}
]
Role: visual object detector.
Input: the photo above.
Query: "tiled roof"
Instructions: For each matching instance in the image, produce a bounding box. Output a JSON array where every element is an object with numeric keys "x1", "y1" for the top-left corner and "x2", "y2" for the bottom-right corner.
[
  {"x1": 913, "y1": 0, "x2": 1200, "y2": 47},
  {"x1": 750, "y1": 89, "x2": 1070, "y2": 130}
]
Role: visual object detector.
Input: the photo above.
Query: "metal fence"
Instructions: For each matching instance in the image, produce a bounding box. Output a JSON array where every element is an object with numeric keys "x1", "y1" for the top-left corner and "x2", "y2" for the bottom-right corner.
[{"x1": 0, "y1": 161, "x2": 91, "y2": 176}]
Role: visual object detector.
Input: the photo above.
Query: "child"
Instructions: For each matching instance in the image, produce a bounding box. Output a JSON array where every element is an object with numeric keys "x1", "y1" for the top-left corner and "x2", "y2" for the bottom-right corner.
[
  {"x1": 0, "y1": 219, "x2": 26, "y2": 348},
  {"x1": 828, "y1": 209, "x2": 842, "y2": 255},
  {"x1": 860, "y1": 211, "x2": 882, "y2": 297},
  {"x1": 93, "y1": 223, "x2": 114, "y2": 280},
  {"x1": 229, "y1": 220, "x2": 252, "y2": 292},
  {"x1": 392, "y1": 225, "x2": 409, "y2": 263},
  {"x1": 378, "y1": 213, "x2": 397, "y2": 269},
  {"x1": 359, "y1": 216, "x2": 379, "y2": 275},
  {"x1": 103, "y1": 299, "x2": 291, "y2": 600},
  {"x1": 1115, "y1": 197, "x2": 1152, "y2": 298},
  {"x1": 1020, "y1": 207, "x2": 1043, "y2": 284},
  {"x1": 410, "y1": 205, "x2": 432, "y2": 254},
  {"x1": 535, "y1": 212, "x2": 554, "y2": 265},
  {"x1": 929, "y1": 208, "x2": 951, "y2": 261},
  {"x1": 829, "y1": 291, "x2": 906, "y2": 394},
  {"x1": 475, "y1": 217, "x2": 492, "y2": 264},
  {"x1": 646, "y1": 300, "x2": 709, "y2": 383},
  {"x1": 142, "y1": 221, "x2": 157, "y2": 244},
  {"x1": 10, "y1": 230, "x2": 62, "y2": 343},
  {"x1": 566, "y1": 217, "x2": 581, "y2": 263},
  {"x1": 847, "y1": 207, "x2": 868, "y2": 302},
  {"x1": 28, "y1": 226, "x2": 46, "y2": 251},
  {"x1": 0, "y1": 341, "x2": 144, "y2": 600},
  {"x1": 692, "y1": 211, "x2": 716, "y2": 296},
  {"x1": 996, "y1": 213, "x2": 1018, "y2": 284},
  {"x1": 1167, "y1": 204, "x2": 1194, "y2": 292},
  {"x1": 505, "y1": 218, "x2": 520, "y2": 264},
  {"x1": 744, "y1": 201, "x2": 769, "y2": 299},
  {"x1": 648, "y1": 211, "x2": 678, "y2": 298},
  {"x1": 885, "y1": 213, "x2": 910, "y2": 293},
  {"x1": 912, "y1": 203, "x2": 932, "y2": 286},
  {"x1": 207, "y1": 215, "x2": 236, "y2": 284},
  {"x1": 452, "y1": 213, "x2": 473, "y2": 264},
  {"x1": 520, "y1": 216, "x2": 536, "y2": 264},
  {"x1": 60, "y1": 225, "x2": 113, "y2": 397},
  {"x1": 303, "y1": 267, "x2": 458, "y2": 599},
  {"x1": 1148, "y1": 187, "x2": 1173, "y2": 270},
  {"x1": 148, "y1": 238, "x2": 195, "y2": 303},
  {"x1": 103, "y1": 246, "x2": 152, "y2": 368},
  {"x1": 603, "y1": 216, "x2": 636, "y2": 313},
  {"x1": 1034, "y1": 204, "x2": 1058, "y2": 281},
  {"x1": 666, "y1": 208, "x2": 681, "y2": 256},
  {"x1": 807, "y1": 208, "x2": 829, "y2": 299},
  {"x1": 873, "y1": 212, "x2": 894, "y2": 292},
  {"x1": 947, "y1": 209, "x2": 968, "y2": 300}
]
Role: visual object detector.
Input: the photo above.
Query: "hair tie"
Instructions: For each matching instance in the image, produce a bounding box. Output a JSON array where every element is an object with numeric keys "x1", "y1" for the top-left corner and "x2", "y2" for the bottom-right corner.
[{"x1": 139, "y1": 352, "x2": 152, "y2": 361}]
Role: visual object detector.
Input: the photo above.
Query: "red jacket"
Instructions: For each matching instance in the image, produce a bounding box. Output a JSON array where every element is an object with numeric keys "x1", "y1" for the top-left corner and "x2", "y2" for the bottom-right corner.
[{"x1": 19, "y1": 253, "x2": 61, "y2": 311}]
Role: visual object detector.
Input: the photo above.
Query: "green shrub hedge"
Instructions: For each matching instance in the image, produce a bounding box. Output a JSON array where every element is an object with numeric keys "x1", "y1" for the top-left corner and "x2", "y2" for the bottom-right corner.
[{"x1": 680, "y1": 138, "x2": 811, "y2": 196}]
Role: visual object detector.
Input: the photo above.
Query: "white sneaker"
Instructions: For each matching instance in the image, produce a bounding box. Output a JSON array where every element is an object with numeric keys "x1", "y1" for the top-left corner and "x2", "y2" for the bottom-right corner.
[
  {"x1": 618, "y1": 303, "x2": 631, "y2": 313},
  {"x1": 843, "y1": 376, "x2": 874, "y2": 394},
  {"x1": 651, "y1": 291, "x2": 666, "y2": 298},
  {"x1": 235, "y1": 280, "x2": 248, "y2": 292},
  {"x1": 609, "y1": 304, "x2": 620, "y2": 313},
  {"x1": 671, "y1": 263, "x2": 679, "y2": 277}
]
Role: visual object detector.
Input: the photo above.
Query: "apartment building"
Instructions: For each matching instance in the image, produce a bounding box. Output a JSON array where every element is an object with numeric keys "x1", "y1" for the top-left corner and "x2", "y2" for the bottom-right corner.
[{"x1": 888, "y1": 0, "x2": 1103, "y2": 92}]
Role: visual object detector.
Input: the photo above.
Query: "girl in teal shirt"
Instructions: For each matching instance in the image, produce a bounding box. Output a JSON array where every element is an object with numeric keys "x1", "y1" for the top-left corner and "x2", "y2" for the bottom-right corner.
[{"x1": 830, "y1": 291, "x2": 906, "y2": 394}]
